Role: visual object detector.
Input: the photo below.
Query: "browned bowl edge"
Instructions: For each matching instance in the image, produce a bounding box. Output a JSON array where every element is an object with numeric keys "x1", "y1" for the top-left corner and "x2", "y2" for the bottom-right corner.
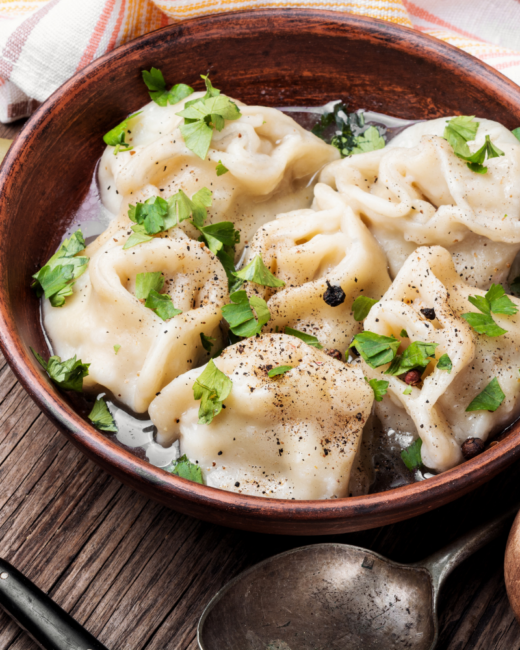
[{"x1": 1, "y1": 9, "x2": 520, "y2": 536}]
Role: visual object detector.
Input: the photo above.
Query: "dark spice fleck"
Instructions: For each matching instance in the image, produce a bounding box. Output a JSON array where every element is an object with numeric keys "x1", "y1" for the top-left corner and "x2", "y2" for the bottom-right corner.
[
  {"x1": 325, "y1": 348, "x2": 343, "y2": 361},
  {"x1": 420, "y1": 307, "x2": 436, "y2": 320},
  {"x1": 356, "y1": 413, "x2": 363, "y2": 421},
  {"x1": 218, "y1": 451, "x2": 223, "y2": 455},
  {"x1": 461, "y1": 437, "x2": 485, "y2": 460},
  {"x1": 403, "y1": 369, "x2": 422, "y2": 386},
  {"x1": 323, "y1": 280, "x2": 346, "y2": 307},
  {"x1": 235, "y1": 482, "x2": 240, "y2": 487}
]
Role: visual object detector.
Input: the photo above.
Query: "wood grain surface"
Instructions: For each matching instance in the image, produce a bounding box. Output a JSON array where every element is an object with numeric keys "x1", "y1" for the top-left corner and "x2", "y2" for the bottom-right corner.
[{"x1": 1, "y1": 112, "x2": 520, "y2": 648}]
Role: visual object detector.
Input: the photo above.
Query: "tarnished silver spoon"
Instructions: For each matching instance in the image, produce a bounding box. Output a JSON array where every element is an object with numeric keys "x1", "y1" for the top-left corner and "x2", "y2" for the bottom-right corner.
[{"x1": 198, "y1": 508, "x2": 515, "y2": 650}]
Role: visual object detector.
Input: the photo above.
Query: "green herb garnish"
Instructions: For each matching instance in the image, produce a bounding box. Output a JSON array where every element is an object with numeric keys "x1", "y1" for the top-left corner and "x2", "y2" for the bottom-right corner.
[
  {"x1": 268, "y1": 365, "x2": 293, "y2": 378},
  {"x1": 385, "y1": 341, "x2": 438, "y2": 376},
  {"x1": 32, "y1": 230, "x2": 88, "y2": 307},
  {"x1": 176, "y1": 75, "x2": 241, "y2": 159},
  {"x1": 32, "y1": 349, "x2": 89, "y2": 392},
  {"x1": 437, "y1": 353, "x2": 452, "y2": 374},
  {"x1": 221, "y1": 290, "x2": 270, "y2": 337},
  {"x1": 142, "y1": 67, "x2": 194, "y2": 106},
  {"x1": 216, "y1": 160, "x2": 229, "y2": 176},
  {"x1": 114, "y1": 344, "x2": 121, "y2": 355},
  {"x1": 350, "y1": 126, "x2": 386, "y2": 154},
  {"x1": 135, "y1": 271, "x2": 164, "y2": 299},
  {"x1": 444, "y1": 116, "x2": 504, "y2": 173},
  {"x1": 366, "y1": 377, "x2": 389, "y2": 402},
  {"x1": 513, "y1": 127, "x2": 520, "y2": 142},
  {"x1": 88, "y1": 397, "x2": 117, "y2": 432},
  {"x1": 403, "y1": 386, "x2": 412, "y2": 395},
  {"x1": 145, "y1": 290, "x2": 182, "y2": 321},
  {"x1": 284, "y1": 327, "x2": 323, "y2": 349},
  {"x1": 461, "y1": 283, "x2": 516, "y2": 336},
  {"x1": 465, "y1": 377, "x2": 505, "y2": 412},
  {"x1": 349, "y1": 332, "x2": 400, "y2": 368},
  {"x1": 200, "y1": 333, "x2": 216, "y2": 354},
  {"x1": 103, "y1": 111, "x2": 142, "y2": 155},
  {"x1": 400, "y1": 329, "x2": 409, "y2": 338},
  {"x1": 170, "y1": 454, "x2": 204, "y2": 483},
  {"x1": 352, "y1": 296, "x2": 378, "y2": 322},
  {"x1": 401, "y1": 438, "x2": 423, "y2": 471},
  {"x1": 193, "y1": 359, "x2": 232, "y2": 424},
  {"x1": 233, "y1": 255, "x2": 285, "y2": 288}
]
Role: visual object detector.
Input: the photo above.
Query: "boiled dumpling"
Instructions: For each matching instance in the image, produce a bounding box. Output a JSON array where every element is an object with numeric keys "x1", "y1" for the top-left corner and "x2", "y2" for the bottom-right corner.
[
  {"x1": 149, "y1": 334, "x2": 373, "y2": 499},
  {"x1": 240, "y1": 183, "x2": 391, "y2": 353},
  {"x1": 95, "y1": 93, "x2": 339, "y2": 255},
  {"x1": 43, "y1": 230, "x2": 228, "y2": 413},
  {"x1": 362, "y1": 246, "x2": 520, "y2": 472},
  {"x1": 320, "y1": 117, "x2": 520, "y2": 288}
]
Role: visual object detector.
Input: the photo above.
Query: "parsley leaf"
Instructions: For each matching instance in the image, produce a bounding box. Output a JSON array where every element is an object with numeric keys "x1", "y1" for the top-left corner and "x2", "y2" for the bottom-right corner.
[
  {"x1": 193, "y1": 359, "x2": 232, "y2": 424},
  {"x1": 513, "y1": 127, "x2": 520, "y2": 142},
  {"x1": 216, "y1": 160, "x2": 229, "y2": 176},
  {"x1": 176, "y1": 76, "x2": 241, "y2": 159},
  {"x1": 461, "y1": 284, "x2": 515, "y2": 336},
  {"x1": 465, "y1": 377, "x2": 505, "y2": 412},
  {"x1": 135, "y1": 271, "x2": 164, "y2": 299},
  {"x1": 352, "y1": 296, "x2": 378, "y2": 321},
  {"x1": 444, "y1": 115, "x2": 479, "y2": 144},
  {"x1": 437, "y1": 353, "x2": 452, "y2": 373},
  {"x1": 88, "y1": 397, "x2": 117, "y2": 432},
  {"x1": 32, "y1": 349, "x2": 89, "y2": 392},
  {"x1": 350, "y1": 126, "x2": 386, "y2": 154},
  {"x1": 141, "y1": 67, "x2": 194, "y2": 106},
  {"x1": 32, "y1": 230, "x2": 89, "y2": 307},
  {"x1": 403, "y1": 386, "x2": 412, "y2": 395},
  {"x1": 221, "y1": 290, "x2": 270, "y2": 337},
  {"x1": 233, "y1": 255, "x2": 285, "y2": 288},
  {"x1": 365, "y1": 377, "x2": 389, "y2": 402},
  {"x1": 103, "y1": 111, "x2": 142, "y2": 155},
  {"x1": 400, "y1": 329, "x2": 409, "y2": 338},
  {"x1": 170, "y1": 454, "x2": 204, "y2": 484},
  {"x1": 401, "y1": 438, "x2": 423, "y2": 471},
  {"x1": 350, "y1": 331, "x2": 400, "y2": 368},
  {"x1": 385, "y1": 341, "x2": 438, "y2": 376},
  {"x1": 197, "y1": 221, "x2": 239, "y2": 256},
  {"x1": 145, "y1": 290, "x2": 182, "y2": 321},
  {"x1": 443, "y1": 117, "x2": 504, "y2": 173},
  {"x1": 200, "y1": 333, "x2": 216, "y2": 354},
  {"x1": 284, "y1": 327, "x2": 323, "y2": 349},
  {"x1": 114, "y1": 344, "x2": 121, "y2": 355},
  {"x1": 268, "y1": 365, "x2": 293, "y2": 378}
]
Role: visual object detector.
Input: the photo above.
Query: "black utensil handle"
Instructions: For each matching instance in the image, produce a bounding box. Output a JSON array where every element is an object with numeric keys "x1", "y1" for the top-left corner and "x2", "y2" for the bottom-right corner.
[{"x1": 0, "y1": 558, "x2": 109, "y2": 650}]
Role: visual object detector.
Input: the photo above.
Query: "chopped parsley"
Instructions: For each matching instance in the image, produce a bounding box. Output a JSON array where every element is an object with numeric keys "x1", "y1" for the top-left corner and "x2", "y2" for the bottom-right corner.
[
  {"x1": 216, "y1": 160, "x2": 229, "y2": 176},
  {"x1": 192, "y1": 359, "x2": 232, "y2": 424},
  {"x1": 197, "y1": 221, "x2": 239, "y2": 257},
  {"x1": 32, "y1": 349, "x2": 89, "y2": 392},
  {"x1": 385, "y1": 341, "x2": 438, "y2": 376},
  {"x1": 32, "y1": 230, "x2": 89, "y2": 307},
  {"x1": 176, "y1": 75, "x2": 241, "y2": 159},
  {"x1": 200, "y1": 333, "x2": 216, "y2": 354},
  {"x1": 365, "y1": 377, "x2": 389, "y2": 402},
  {"x1": 88, "y1": 397, "x2": 117, "y2": 432},
  {"x1": 465, "y1": 377, "x2": 505, "y2": 412},
  {"x1": 461, "y1": 283, "x2": 516, "y2": 336},
  {"x1": 403, "y1": 386, "x2": 412, "y2": 395},
  {"x1": 268, "y1": 365, "x2": 293, "y2": 378},
  {"x1": 103, "y1": 111, "x2": 142, "y2": 155},
  {"x1": 513, "y1": 127, "x2": 520, "y2": 142},
  {"x1": 170, "y1": 454, "x2": 204, "y2": 484},
  {"x1": 135, "y1": 271, "x2": 164, "y2": 299},
  {"x1": 350, "y1": 126, "x2": 386, "y2": 154},
  {"x1": 233, "y1": 255, "x2": 285, "y2": 288},
  {"x1": 444, "y1": 116, "x2": 504, "y2": 173},
  {"x1": 284, "y1": 327, "x2": 323, "y2": 349},
  {"x1": 352, "y1": 296, "x2": 378, "y2": 321},
  {"x1": 401, "y1": 438, "x2": 423, "y2": 471},
  {"x1": 145, "y1": 290, "x2": 182, "y2": 321},
  {"x1": 400, "y1": 329, "x2": 409, "y2": 338},
  {"x1": 349, "y1": 331, "x2": 400, "y2": 368},
  {"x1": 114, "y1": 344, "x2": 121, "y2": 355},
  {"x1": 221, "y1": 290, "x2": 270, "y2": 337},
  {"x1": 437, "y1": 353, "x2": 452, "y2": 374},
  {"x1": 141, "y1": 67, "x2": 194, "y2": 106}
]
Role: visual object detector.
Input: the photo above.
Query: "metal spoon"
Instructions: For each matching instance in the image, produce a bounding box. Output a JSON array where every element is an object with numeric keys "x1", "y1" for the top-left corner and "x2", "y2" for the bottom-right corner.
[{"x1": 198, "y1": 508, "x2": 516, "y2": 650}]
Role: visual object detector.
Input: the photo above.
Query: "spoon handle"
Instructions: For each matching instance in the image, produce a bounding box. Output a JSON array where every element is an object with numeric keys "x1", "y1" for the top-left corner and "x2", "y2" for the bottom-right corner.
[
  {"x1": 0, "y1": 558, "x2": 109, "y2": 650},
  {"x1": 417, "y1": 505, "x2": 518, "y2": 602}
]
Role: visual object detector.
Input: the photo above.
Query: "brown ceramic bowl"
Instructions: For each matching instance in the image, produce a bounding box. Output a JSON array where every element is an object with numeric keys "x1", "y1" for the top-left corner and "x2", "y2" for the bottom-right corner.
[{"x1": 1, "y1": 9, "x2": 520, "y2": 535}]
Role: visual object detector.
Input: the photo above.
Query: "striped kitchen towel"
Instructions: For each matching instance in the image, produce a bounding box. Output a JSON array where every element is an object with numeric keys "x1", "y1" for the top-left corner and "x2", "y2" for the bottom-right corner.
[{"x1": 0, "y1": 0, "x2": 519, "y2": 123}]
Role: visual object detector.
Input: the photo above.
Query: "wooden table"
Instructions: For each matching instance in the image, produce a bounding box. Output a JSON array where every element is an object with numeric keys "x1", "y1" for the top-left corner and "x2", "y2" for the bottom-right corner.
[{"x1": 1, "y1": 122, "x2": 520, "y2": 650}]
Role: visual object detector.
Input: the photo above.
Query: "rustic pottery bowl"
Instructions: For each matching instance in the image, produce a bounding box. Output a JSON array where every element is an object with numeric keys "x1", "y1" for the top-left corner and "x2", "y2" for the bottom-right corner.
[{"x1": 1, "y1": 9, "x2": 520, "y2": 536}]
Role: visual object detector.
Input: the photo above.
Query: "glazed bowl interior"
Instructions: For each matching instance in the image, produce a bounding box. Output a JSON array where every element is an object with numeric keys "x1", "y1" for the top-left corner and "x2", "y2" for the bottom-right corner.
[{"x1": 2, "y1": 9, "x2": 520, "y2": 535}]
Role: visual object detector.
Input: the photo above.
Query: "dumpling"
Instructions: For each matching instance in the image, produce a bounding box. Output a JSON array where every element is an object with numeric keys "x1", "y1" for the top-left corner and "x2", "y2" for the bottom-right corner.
[
  {"x1": 95, "y1": 93, "x2": 339, "y2": 255},
  {"x1": 362, "y1": 245, "x2": 520, "y2": 472},
  {"x1": 240, "y1": 183, "x2": 391, "y2": 353},
  {"x1": 43, "y1": 230, "x2": 228, "y2": 413},
  {"x1": 320, "y1": 117, "x2": 520, "y2": 288},
  {"x1": 148, "y1": 334, "x2": 373, "y2": 500}
]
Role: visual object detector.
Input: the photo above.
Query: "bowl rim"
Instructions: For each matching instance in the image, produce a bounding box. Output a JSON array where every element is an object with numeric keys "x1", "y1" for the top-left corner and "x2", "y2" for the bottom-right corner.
[{"x1": 2, "y1": 8, "x2": 520, "y2": 532}]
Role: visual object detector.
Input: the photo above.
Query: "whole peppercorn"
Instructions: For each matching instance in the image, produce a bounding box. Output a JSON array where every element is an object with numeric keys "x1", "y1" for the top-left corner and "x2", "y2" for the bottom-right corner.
[
  {"x1": 461, "y1": 437, "x2": 485, "y2": 460},
  {"x1": 404, "y1": 369, "x2": 422, "y2": 385},
  {"x1": 323, "y1": 280, "x2": 346, "y2": 307},
  {"x1": 420, "y1": 307, "x2": 436, "y2": 320},
  {"x1": 325, "y1": 349, "x2": 343, "y2": 361}
]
